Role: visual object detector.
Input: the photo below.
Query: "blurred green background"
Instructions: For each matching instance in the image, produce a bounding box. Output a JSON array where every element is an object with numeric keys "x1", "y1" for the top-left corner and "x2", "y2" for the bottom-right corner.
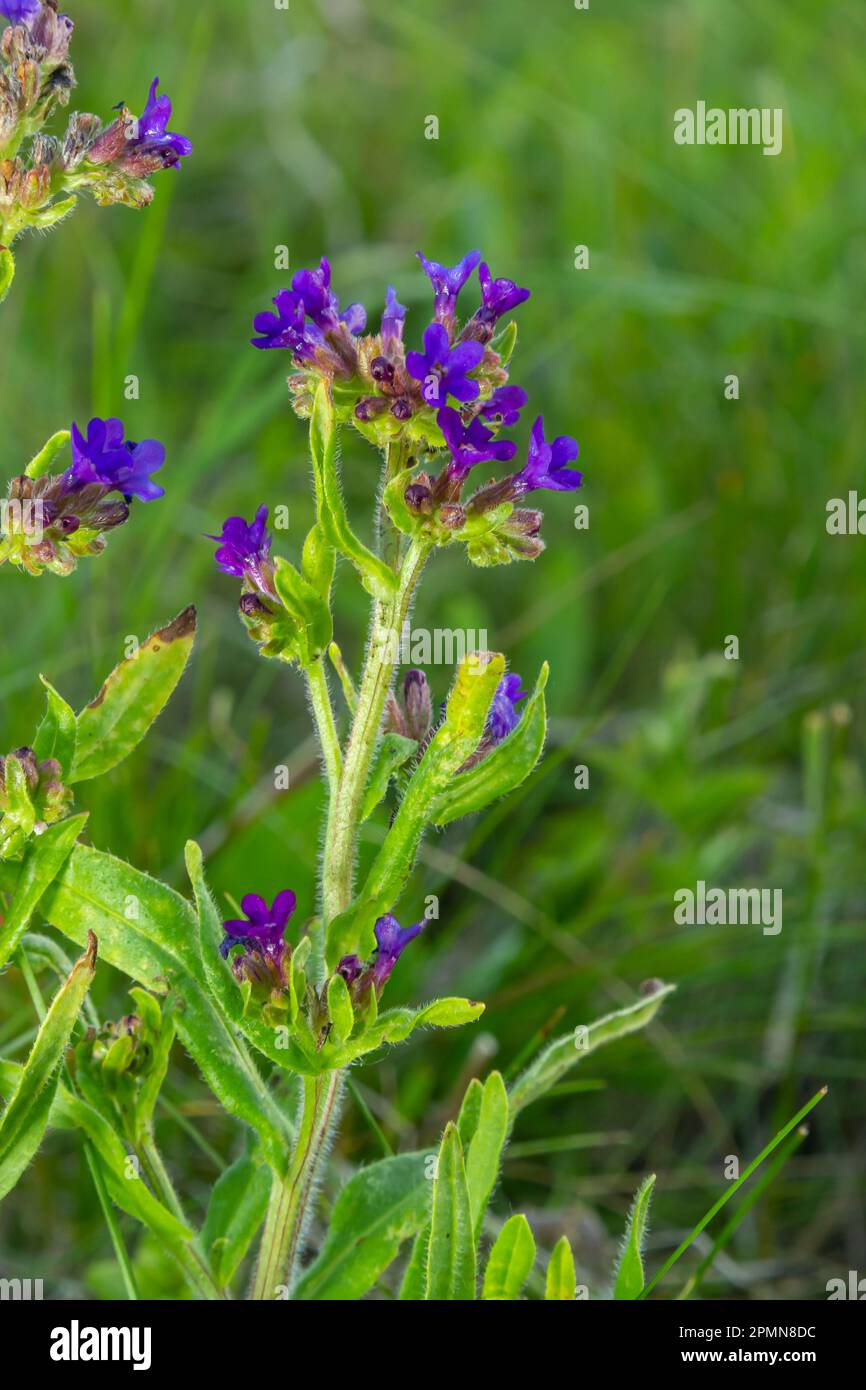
[{"x1": 2, "y1": 0, "x2": 865, "y2": 1298}]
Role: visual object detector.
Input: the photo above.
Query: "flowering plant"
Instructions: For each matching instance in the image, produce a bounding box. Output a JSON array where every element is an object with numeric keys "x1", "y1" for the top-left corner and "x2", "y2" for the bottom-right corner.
[{"x1": 0, "y1": 207, "x2": 693, "y2": 1299}]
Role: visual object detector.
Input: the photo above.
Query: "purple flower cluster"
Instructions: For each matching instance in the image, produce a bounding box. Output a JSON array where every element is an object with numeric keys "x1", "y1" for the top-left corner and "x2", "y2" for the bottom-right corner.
[
  {"x1": 208, "y1": 503, "x2": 274, "y2": 597},
  {"x1": 65, "y1": 417, "x2": 165, "y2": 502},
  {"x1": 251, "y1": 257, "x2": 365, "y2": 378}
]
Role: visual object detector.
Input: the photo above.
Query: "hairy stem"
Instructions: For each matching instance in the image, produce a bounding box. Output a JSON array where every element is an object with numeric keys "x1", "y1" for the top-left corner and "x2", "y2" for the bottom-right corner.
[
  {"x1": 305, "y1": 657, "x2": 343, "y2": 793},
  {"x1": 251, "y1": 1071, "x2": 342, "y2": 1299},
  {"x1": 321, "y1": 536, "x2": 430, "y2": 926}
]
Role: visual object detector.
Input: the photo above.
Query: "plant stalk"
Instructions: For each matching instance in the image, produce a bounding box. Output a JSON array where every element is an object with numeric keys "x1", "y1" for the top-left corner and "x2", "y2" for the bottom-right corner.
[{"x1": 251, "y1": 1071, "x2": 342, "y2": 1299}]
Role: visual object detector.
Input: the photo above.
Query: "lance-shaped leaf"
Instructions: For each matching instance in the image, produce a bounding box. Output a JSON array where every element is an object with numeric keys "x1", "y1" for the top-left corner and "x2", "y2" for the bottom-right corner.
[
  {"x1": 273, "y1": 555, "x2": 333, "y2": 666},
  {"x1": 39, "y1": 843, "x2": 294, "y2": 1174},
  {"x1": 70, "y1": 605, "x2": 197, "y2": 782},
  {"x1": 430, "y1": 663, "x2": 548, "y2": 826},
  {"x1": 295, "y1": 1151, "x2": 432, "y2": 1300},
  {"x1": 509, "y1": 983, "x2": 676, "y2": 1118},
  {"x1": 482, "y1": 1213, "x2": 535, "y2": 1300},
  {"x1": 0, "y1": 813, "x2": 88, "y2": 971},
  {"x1": 32, "y1": 676, "x2": 76, "y2": 776},
  {"x1": 425, "y1": 1123, "x2": 475, "y2": 1301},
  {"x1": 360, "y1": 733, "x2": 418, "y2": 822},
  {"x1": 546, "y1": 1235, "x2": 577, "y2": 1300},
  {"x1": 25, "y1": 430, "x2": 71, "y2": 479},
  {"x1": 613, "y1": 1173, "x2": 656, "y2": 1300},
  {"x1": 310, "y1": 382, "x2": 397, "y2": 600},
  {"x1": 0, "y1": 932, "x2": 96, "y2": 1203},
  {"x1": 333, "y1": 997, "x2": 484, "y2": 1066},
  {"x1": 327, "y1": 653, "x2": 505, "y2": 966},
  {"x1": 465, "y1": 1070, "x2": 509, "y2": 1233},
  {"x1": 202, "y1": 1145, "x2": 272, "y2": 1289}
]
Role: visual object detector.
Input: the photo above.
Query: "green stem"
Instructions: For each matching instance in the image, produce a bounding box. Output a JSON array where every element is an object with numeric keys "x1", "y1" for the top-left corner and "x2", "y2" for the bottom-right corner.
[
  {"x1": 321, "y1": 536, "x2": 430, "y2": 927},
  {"x1": 305, "y1": 657, "x2": 343, "y2": 794},
  {"x1": 251, "y1": 1071, "x2": 342, "y2": 1299}
]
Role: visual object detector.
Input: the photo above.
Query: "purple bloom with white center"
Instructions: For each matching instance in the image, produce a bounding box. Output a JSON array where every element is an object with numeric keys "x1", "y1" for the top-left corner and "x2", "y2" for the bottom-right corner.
[
  {"x1": 513, "y1": 417, "x2": 581, "y2": 494},
  {"x1": 416, "y1": 249, "x2": 481, "y2": 328},
  {"x1": 64, "y1": 417, "x2": 165, "y2": 502},
  {"x1": 130, "y1": 78, "x2": 192, "y2": 167},
  {"x1": 476, "y1": 261, "x2": 531, "y2": 327},
  {"x1": 380, "y1": 284, "x2": 406, "y2": 346},
  {"x1": 406, "y1": 323, "x2": 484, "y2": 407},
  {"x1": 480, "y1": 385, "x2": 527, "y2": 428},
  {"x1": 208, "y1": 504, "x2": 274, "y2": 594},
  {"x1": 220, "y1": 889, "x2": 296, "y2": 960},
  {"x1": 486, "y1": 673, "x2": 528, "y2": 742},
  {"x1": 438, "y1": 406, "x2": 516, "y2": 480}
]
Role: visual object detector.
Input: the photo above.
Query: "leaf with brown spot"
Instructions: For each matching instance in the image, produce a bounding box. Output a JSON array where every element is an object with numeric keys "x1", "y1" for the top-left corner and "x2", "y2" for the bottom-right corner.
[{"x1": 70, "y1": 606, "x2": 197, "y2": 782}]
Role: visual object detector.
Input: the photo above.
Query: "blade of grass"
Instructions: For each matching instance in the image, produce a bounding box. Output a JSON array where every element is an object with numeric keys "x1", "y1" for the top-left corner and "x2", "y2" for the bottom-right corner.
[
  {"x1": 677, "y1": 1124, "x2": 808, "y2": 1300},
  {"x1": 640, "y1": 1086, "x2": 827, "y2": 1298}
]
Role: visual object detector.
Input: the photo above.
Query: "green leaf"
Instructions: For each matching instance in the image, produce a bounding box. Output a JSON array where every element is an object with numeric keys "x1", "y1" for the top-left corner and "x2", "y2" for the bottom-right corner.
[
  {"x1": 0, "y1": 246, "x2": 14, "y2": 304},
  {"x1": 430, "y1": 663, "x2": 548, "y2": 825},
  {"x1": 546, "y1": 1235, "x2": 577, "y2": 1300},
  {"x1": 202, "y1": 1146, "x2": 272, "y2": 1288},
  {"x1": 0, "y1": 933, "x2": 96, "y2": 1202},
  {"x1": 310, "y1": 382, "x2": 397, "y2": 600},
  {"x1": 70, "y1": 605, "x2": 197, "y2": 782},
  {"x1": 0, "y1": 814, "x2": 88, "y2": 971},
  {"x1": 425, "y1": 1123, "x2": 475, "y2": 1300},
  {"x1": 398, "y1": 1227, "x2": 429, "y2": 1301},
  {"x1": 273, "y1": 555, "x2": 333, "y2": 666},
  {"x1": 456, "y1": 1077, "x2": 484, "y2": 1148},
  {"x1": 40, "y1": 842, "x2": 294, "y2": 1174},
  {"x1": 613, "y1": 1174, "x2": 656, "y2": 1300},
  {"x1": 465, "y1": 1070, "x2": 509, "y2": 1233},
  {"x1": 32, "y1": 676, "x2": 76, "y2": 775},
  {"x1": 301, "y1": 521, "x2": 336, "y2": 599},
  {"x1": 508, "y1": 983, "x2": 676, "y2": 1118},
  {"x1": 326, "y1": 973, "x2": 354, "y2": 1045},
  {"x1": 482, "y1": 1214, "x2": 536, "y2": 1300},
  {"x1": 336, "y1": 997, "x2": 485, "y2": 1065},
  {"x1": 360, "y1": 733, "x2": 417, "y2": 822},
  {"x1": 294, "y1": 1151, "x2": 432, "y2": 1300},
  {"x1": 24, "y1": 430, "x2": 71, "y2": 479}
]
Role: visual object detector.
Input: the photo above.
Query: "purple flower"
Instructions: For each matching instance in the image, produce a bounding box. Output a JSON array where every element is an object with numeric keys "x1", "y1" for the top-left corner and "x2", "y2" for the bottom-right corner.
[
  {"x1": 380, "y1": 284, "x2": 406, "y2": 346},
  {"x1": 513, "y1": 417, "x2": 581, "y2": 494},
  {"x1": 369, "y1": 913, "x2": 425, "y2": 990},
  {"x1": 417, "y1": 249, "x2": 481, "y2": 327},
  {"x1": 0, "y1": 1, "x2": 41, "y2": 24},
  {"x1": 406, "y1": 323, "x2": 484, "y2": 407},
  {"x1": 220, "y1": 889, "x2": 296, "y2": 960},
  {"x1": 65, "y1": 417, "x2": 165, "y2": 502},
  {"x1": 131, "y1": 77, "x2": 192, "y2": 167},
  {"x1": 476, "y1": 261, "x2": 530, "y2": 327},
  {"x1": 290, "y1": 257, "x2": 366, "y2": 334},
  {"x1": 208, "y1": 504, "x2": 273, "y2": 594},
  {"x1": 251, "y1": 289, "x2": 322, "y2": 358},
  {"x1": 335, "y1": 913, "x2": 425, "y2": 1000},
  {"x1": 480, "y1": 385, "x2": 527, "y2": 428},
  {"x1": 486, "y1": 673, "x2": 528, "y2": 742},
  {"x1": 438, "y1": 406, "x2": 516, "y2": 480}
]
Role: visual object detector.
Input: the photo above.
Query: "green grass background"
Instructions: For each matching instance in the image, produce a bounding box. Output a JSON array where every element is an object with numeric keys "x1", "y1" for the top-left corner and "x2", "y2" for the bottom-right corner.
[{"x1": 1, "y1": 0, "x2": 865, "y2": 1298}]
